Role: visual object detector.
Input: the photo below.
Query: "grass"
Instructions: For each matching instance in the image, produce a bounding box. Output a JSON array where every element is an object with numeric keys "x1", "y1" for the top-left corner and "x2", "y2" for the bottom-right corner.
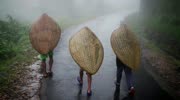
[
  {"x1": 0, "y1": 25, "x2": 38, "y2": 93},
  {"x1": 0, "y1": 16, "x2": 39, "y2": 97}
]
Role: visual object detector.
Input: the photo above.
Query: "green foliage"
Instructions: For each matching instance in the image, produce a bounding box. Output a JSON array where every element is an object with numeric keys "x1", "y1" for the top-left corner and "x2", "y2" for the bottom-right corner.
[
  {"x1": 0, "y1": 16, "x2": 33, "y2": 89},
  {"x1": 141, "y1": 0, "x2": 180, "y2": 17},
  {"x1": 126, "y1": 13, "x2": 180, "y2": 59},
  {"x1": 142, "y1": 15, "x2": 180, "y2": 42},
  {"x1": 140, "y1": 0, "x2": 180, "y2": 42},
  {"x1": 126, "y1": 13, "x2": 180, "y2": 43},
  {"x1": 0, "y1": 16, "x2": 28, "y2": 60}
]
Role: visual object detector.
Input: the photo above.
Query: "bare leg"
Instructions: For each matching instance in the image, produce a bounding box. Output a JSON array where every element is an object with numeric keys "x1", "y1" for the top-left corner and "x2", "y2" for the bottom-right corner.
[
  {"x1": 79, "y1": 69, "x2": 84, "y2": 84},
  {"x1": 87, "y1": 73, "x2": 92, "y2": 93},
  {"x1": 49, "y1": 56, "x2": 53, "y2": 72},
  {"x1": 41, "y1": 61, "x2": 47, "y2": 77}
]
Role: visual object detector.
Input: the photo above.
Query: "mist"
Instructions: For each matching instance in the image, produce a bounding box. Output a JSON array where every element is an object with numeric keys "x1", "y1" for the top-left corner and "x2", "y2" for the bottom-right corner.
[
  {"x1": 0, "y1": 0, "x2": 140, "y2": 22},
  {"x1": 1, "y1": 0, "x2": 180, "y2": 99}
]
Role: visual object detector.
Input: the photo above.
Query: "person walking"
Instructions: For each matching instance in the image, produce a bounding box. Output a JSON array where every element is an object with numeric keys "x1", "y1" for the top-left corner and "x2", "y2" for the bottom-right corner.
[
  {"x1": 111, "y1": 22, "x2": 141, "y2": 97},
  {"x1": 69, "y1": 27, "x2": 104, "y2": 97},
  {"x1": 39, "y1": 51, "x2": 54, "y2": 77},
  {"x1": 30, "y1": 13, "x2": 61, "y2": 78}
]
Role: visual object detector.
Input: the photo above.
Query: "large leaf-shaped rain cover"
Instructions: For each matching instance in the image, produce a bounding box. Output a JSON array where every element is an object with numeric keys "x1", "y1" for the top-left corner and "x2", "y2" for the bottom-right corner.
[
  {"x1": 111, "y1": 24, "x2": 141, "y2": 70},
  {"x1": 29, "y1": 13, "x2": 61, "y2": 54},
  {"x1": 69, "y1": 27, "x2": 104, "y2": 75}
]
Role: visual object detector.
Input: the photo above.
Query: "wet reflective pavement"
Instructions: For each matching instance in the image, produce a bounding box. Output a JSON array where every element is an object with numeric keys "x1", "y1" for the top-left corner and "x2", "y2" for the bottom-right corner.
[{"x1": 40, "y1": 12, "x2": 174, "y2": 100}]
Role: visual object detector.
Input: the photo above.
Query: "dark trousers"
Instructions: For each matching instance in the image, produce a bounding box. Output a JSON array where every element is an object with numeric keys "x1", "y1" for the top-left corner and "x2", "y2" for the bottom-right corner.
[{"x1": 116, "y1": 57, "x2": 133, "y2": 89}]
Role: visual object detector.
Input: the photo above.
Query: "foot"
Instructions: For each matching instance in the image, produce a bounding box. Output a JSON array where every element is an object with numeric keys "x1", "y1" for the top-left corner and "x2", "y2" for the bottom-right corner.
[
  {"x1": 128, "y1": 87, "x2": 135, "y2": 97},
  {"x1": 87, "y1": 90, "x2": 92, "y2": 96},
  {"x1": 77, "y1": 77, "x2": 83, "y2": 86},
  {"x1": 43, "y1": 73, "x2": 48, "y2": 78},
  {"x1": 47, "y1": 72, "x2": 53, "y2": 77}
]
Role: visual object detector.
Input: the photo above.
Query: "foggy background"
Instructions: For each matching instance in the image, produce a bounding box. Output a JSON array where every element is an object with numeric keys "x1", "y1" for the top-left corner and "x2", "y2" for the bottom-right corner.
[{"x1": 0, "y1": 0, "x2": 140, "y2": 22}]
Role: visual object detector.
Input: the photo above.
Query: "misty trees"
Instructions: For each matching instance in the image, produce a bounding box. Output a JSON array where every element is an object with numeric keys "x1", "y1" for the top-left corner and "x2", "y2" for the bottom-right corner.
[
  {"x1": 140, "y1": 0, "x2": 179, "y2": 17},
  {"x1": 138, "y1": 0, "x2": 180, "y2": 58},
  {"x1": 140, "y1": 0, "x2": 180, "y2": 30}
]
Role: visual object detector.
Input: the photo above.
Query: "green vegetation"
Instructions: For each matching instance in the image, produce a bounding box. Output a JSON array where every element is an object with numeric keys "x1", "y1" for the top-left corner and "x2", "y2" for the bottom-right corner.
[
  {"x1": 0, "y1": 16, "x2": 24, "y2": 60},
  {"x1": 139, "y1": 0, "x2": 180, "y2": 43},
  {"x1": 139, "y1": 0, "x2": 180, "y2": 55},
  {"x1": 125, "y1": 12, "x2": 180, "y2": 70},
  {"x1": 140, "y1": 0, "x2": 180, "y2": 17},
  {"x1": 0, "y1": 16, "x2": 38, "y2": 96},
  {"x1": 126, "y1": 13, "x2": 180, "y2": 37},
  {"x1": 0, "y1": 16, "x2": 31, "y2": 70},
  {"x1": 143, "y1": 15, "x2": 180, "y2": 41}
]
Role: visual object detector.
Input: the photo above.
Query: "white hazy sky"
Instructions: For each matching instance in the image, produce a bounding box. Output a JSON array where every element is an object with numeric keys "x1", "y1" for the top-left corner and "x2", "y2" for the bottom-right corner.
[{"x1": 0, "y1": 0, "x2": 140, "y2": 21}]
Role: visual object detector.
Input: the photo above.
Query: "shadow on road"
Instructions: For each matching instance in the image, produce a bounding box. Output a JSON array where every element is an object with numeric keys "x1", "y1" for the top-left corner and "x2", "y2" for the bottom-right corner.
[{"x1": 113, "y1": 86, "x2": 134, "y2": 100}]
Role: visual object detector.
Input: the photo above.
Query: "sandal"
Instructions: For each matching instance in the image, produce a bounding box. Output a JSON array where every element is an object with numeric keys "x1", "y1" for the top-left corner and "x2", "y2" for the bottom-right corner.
[
  {"x1": 87, "y1": 90, "x2": 92, "y2": 96},
  {"x1": 47, "y1": 72, "x2": 53, "y2": 77},
  {"x1": 43, "y1": 73, "x2": 48, "y2": 78}
]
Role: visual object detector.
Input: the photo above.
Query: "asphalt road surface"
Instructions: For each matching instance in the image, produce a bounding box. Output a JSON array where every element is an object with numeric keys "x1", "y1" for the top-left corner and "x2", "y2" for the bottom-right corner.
[{"x1": 40, "y1": 12, "x2": 174, "y2": 100}]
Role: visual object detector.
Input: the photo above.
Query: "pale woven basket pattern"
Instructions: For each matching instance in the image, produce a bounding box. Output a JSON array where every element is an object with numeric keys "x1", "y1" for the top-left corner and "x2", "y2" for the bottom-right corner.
[
  {"x1": 111, "y1": 25, "x2": 141, "y2": 70},
  {"x1": 69, "y1": 27, "x2": 104, "y2": 75},
  {"x1": 29, "y1": 14, "x2": 61, "y2": 54}
]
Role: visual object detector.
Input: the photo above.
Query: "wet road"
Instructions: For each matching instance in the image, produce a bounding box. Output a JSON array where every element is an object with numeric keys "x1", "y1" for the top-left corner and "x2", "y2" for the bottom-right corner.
[{"x1": 40, "y1": 12, "x2": 173, "y2": 100}]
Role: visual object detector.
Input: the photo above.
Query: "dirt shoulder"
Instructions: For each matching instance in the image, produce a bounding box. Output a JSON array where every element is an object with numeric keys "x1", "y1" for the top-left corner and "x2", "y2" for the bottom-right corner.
[
  {"x1": 139, "y1": 36, "x2": 180, "y2": 100},
  {"x1": 0, "y1": 56, "x2": 42, "y2": 100}
]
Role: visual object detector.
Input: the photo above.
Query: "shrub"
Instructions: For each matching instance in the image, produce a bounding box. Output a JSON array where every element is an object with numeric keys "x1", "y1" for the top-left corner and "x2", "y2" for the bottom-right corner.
[{"x1": 0, "y1": 16, "x2": 26, "y2": 60}]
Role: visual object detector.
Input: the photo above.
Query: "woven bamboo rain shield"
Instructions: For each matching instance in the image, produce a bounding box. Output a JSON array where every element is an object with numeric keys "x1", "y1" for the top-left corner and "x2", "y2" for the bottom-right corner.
[
  {"x1": 111, "y1": 24, "x2": 141, "y2": 70},
  {"x1": 29, "y1": 13, "x2": 61, "y2": 54},
  {"x1": 69, "y1": 27, "x2": 104, "y2": 75}
]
